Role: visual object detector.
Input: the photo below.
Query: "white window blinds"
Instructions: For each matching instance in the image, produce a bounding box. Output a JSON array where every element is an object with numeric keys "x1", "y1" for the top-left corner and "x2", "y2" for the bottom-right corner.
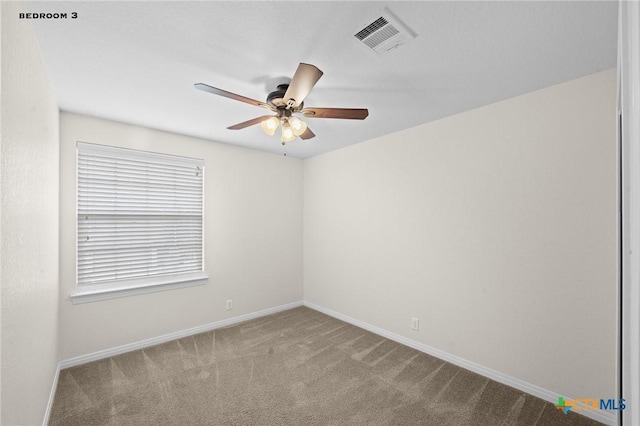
[{"x1": 76, "y1": 142, "x2": 206, "y2": 294}]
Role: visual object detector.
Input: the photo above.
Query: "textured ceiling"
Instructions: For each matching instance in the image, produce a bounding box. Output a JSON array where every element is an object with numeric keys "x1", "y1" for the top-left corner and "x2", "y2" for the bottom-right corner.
[{"x1": 28, "y1": 1, "x2": 618, "y2": 158}]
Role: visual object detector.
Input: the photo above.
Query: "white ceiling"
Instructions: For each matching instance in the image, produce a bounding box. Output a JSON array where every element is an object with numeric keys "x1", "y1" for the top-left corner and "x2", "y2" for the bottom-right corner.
[{"x1": 28, "y1": 1, "x2": 618, "y2": 159}]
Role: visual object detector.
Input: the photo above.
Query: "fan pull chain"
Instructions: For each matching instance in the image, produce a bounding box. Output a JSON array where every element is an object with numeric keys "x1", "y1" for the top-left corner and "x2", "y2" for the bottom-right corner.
[{"x1": 282, "y1": 141, "x2": 287, "y2": 156}]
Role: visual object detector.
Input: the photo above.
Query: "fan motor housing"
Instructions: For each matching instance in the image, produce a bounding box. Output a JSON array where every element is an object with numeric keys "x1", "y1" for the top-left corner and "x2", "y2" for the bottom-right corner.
[{"x1": 267, "y1": 84, "x2": 303, "y2": 111}]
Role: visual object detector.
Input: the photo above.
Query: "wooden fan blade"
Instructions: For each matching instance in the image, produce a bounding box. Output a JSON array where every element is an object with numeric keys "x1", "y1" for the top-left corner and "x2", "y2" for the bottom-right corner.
[
  {"x1": 301, "y1": 107, "x2": 369, "y2": 120},
  {"x1": 299, "y1": 127, "x2": 315, "y2": 140},
  {"x1": 227, "y1": 115, "x2": 274, "y2": 130},
  {"x1": 283, "y1": 63, "x2": 323, "y2": 109},
  {"x1": 194, "y1": 83, "x2": 275, "y2": 111}
]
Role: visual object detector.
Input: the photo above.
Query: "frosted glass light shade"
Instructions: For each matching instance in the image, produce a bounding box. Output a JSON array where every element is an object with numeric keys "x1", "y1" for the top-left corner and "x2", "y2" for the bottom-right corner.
[
  {"x1": 261, "y1": 116, "x2": 280, "y2": 136},
  {"x1": 281, "y1": 122, "x2": 296, "y2": 142},
  {"x1": 288, "y1": 116, "x2": 308, "y2": 136}
]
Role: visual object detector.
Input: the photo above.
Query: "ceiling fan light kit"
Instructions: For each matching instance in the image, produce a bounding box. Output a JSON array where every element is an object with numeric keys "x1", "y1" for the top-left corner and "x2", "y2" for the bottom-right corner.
[
  {"x1": 260, "y1": 116, "x2": 279, "y2": 136},
  {"x1": 195, "y1": 63, "x2": 368, "y2": 145},
  {"x1": 281, "y1": 121, "x2": 296, "y2": 143},
  {"x1": 288, "y1": 116, "x2": 307, "y2": 136}
]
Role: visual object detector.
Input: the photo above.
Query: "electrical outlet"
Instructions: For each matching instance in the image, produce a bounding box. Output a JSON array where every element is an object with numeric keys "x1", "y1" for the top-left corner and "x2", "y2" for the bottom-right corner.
[
  {"x1": 226, "y1": 299, "x2": 233, "y2": 310},
  {"x1": 411, "y1": 317, "x2": 419, "y2": 331}
]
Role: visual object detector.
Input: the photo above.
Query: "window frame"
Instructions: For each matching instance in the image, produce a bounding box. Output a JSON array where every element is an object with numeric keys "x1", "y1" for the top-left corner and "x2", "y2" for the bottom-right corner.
[{"x1": 71, "y1": 142, "x2": 207, "y2": 304}]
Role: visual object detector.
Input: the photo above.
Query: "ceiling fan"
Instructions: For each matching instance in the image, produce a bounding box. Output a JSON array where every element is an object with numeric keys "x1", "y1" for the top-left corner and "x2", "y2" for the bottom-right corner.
[{"x1": 194, "y1": 63, "x2": 369, "y2": 144}]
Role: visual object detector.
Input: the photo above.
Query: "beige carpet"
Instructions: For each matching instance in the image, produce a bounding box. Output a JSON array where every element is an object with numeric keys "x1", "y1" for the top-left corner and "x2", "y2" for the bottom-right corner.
[{"x1": 49, "y1": 306, "x2": 601, "y2": 425}]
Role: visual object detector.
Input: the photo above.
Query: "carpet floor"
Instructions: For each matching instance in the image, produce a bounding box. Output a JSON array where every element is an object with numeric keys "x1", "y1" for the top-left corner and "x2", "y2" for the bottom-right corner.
[{"x1": 49, "y1": 306, "x2": 602, "y2": 425}]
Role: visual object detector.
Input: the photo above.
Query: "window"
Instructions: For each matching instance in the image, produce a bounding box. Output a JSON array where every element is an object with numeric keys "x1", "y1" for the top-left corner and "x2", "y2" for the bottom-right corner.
[{"x1": 73, "y1": 142, "x2": 206, "y2": 303}]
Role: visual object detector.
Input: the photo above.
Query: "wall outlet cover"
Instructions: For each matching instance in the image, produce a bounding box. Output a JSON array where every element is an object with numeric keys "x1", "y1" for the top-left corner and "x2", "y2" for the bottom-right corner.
[{"x1": 411, "y1": 317, "x2": 419, "y2": 330}]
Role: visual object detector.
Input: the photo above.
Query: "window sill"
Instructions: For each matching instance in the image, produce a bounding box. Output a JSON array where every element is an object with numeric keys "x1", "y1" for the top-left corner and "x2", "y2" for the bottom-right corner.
[{"x1": 70, "y1": 273, "x2": 208, "y2": 304}]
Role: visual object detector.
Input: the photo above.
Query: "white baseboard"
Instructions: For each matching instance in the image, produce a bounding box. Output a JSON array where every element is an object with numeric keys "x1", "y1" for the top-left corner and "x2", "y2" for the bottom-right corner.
[
  {"x1": 303, "y1": 301, "x2": 617, "y2": 426},
  {"x1": 43, "y1": 361, "x2": 61, "y2": 426},
  {"x1": 59, "y1": 301, "x2": 303, "y2": 369}
]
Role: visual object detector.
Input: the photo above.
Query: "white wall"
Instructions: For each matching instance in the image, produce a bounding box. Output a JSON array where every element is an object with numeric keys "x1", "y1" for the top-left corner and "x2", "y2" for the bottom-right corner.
[
  {"x1": 1, "y1": 2, "x2": 60, "y2": 424},
  {"x1": 58, "y1": 113, "x2": 303, "y2": 360},
  {"x1": 304, "y1": 69, "x2": 617, "y2": 399}
]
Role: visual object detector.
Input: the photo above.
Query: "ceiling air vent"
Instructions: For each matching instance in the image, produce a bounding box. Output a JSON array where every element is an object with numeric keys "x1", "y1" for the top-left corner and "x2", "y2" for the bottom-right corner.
[{"x1": 353, "y1": 8, "x2": 417, "y2": 55}]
